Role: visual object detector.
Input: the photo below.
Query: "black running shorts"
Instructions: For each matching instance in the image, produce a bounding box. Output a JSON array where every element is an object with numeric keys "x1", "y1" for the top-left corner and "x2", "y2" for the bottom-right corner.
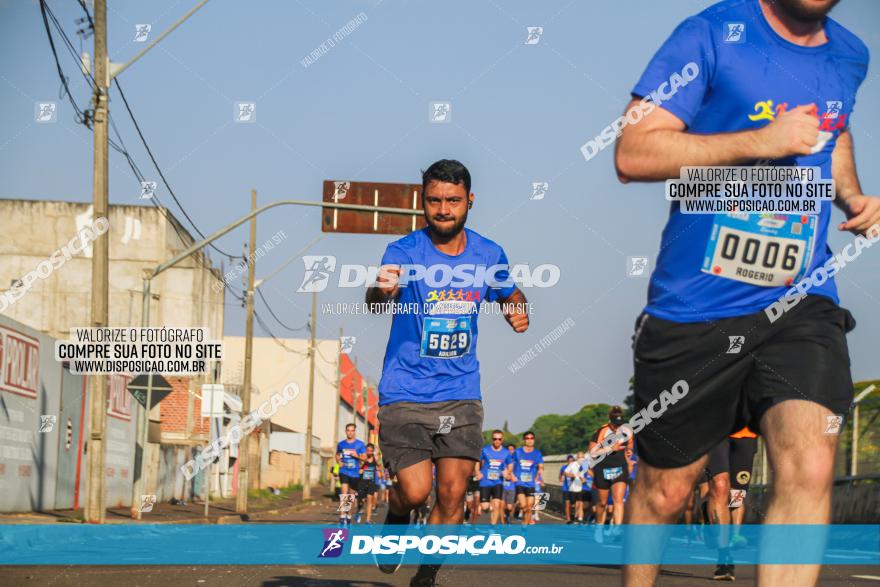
[
  {"x1": 479, "y1": 484, "x2": 504, "y2": 502},
  {"x1": 633, "y1": 295, "x2": 854, "y2": 468},
  {"x1": 339, "y1": 473, "x2": 359, "y2": 491},
  {"x1": 706, "y1": 436, "x2": 759, "y2": 490}
]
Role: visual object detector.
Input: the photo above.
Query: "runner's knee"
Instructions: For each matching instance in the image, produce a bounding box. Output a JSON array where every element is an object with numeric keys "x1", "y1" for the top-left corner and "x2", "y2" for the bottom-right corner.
[{"x1": 395, "y1": 483, "x2": 432, "y2": 509}]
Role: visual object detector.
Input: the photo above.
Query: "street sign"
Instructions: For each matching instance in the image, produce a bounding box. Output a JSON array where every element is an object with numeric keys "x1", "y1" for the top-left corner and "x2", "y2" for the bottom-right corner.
[
  {"x1": 321, "y1": 180, "x2": 426, "y2": 235},
  {"x1": 200, "y1": 384, "x2": 225, "y2": 418},
  {"x1": 127, "y1": 373, "x2": 173, "y2": 409}
]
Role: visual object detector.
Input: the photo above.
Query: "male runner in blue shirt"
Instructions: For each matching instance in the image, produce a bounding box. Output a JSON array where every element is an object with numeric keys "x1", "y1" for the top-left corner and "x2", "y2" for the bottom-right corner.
[
  {"x1": 476, "y1": 430, "x2": 514, "y2": 525},
  {"x1": 335, "y1": 423, "x2": 366, "y2": 527},
  {"x1": 367, "y1": 159, "x2": 530, "y2": 585},
  {"x1": 616, "y1": 1, "x2": 878, "y2": 585},
  {"x1": 508, "y1": 431, "x2": 544, "y2": 527}
]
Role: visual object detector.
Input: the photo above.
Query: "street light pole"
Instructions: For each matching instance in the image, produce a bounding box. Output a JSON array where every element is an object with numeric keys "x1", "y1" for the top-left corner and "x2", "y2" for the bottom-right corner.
[
  {"x1": 236, "y1": 189, "x2": 257, "y2": 513},
  {"x1": 85, "y1": 0, "x2": 109, "y2": 525},
  {"x1": 303, "y1": 291, "x2": 317, "y2": 500}
]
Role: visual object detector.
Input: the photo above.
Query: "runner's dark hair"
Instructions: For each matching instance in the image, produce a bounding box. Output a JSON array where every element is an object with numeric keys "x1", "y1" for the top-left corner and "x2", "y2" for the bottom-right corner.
[{"x1": 421, "y1": 159, "x2": 471, "y2": 195}]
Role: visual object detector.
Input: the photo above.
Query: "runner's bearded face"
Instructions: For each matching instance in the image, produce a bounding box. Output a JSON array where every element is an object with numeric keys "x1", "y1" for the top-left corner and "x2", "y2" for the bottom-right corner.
[
  {"x1": 492, "y1": 434, "x2": 504, "y2": 449},
  {"x1": 423, "y1": 180, "x2": 470, "y2": 238},
  {"x1": 777, "y1": 0, "x2": 839, "y2": 22}
]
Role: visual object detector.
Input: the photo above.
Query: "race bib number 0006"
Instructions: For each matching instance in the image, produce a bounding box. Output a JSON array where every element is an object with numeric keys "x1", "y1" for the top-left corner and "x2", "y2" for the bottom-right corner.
[
  {"x1": 702, "y1": 214, "x2": 816, "y2": 287},
  {"x1": 420, "y1": 317, "x2": 472, "y2": 359}
]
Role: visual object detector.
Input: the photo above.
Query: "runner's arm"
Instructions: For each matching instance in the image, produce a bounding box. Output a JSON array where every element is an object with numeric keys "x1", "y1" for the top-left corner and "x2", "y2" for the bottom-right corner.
[
  {"x1": 615, "y1": 100, "x2": 820, "y2": 183},
  {"x1": 831, "y1": 129, "x2": 880, "y2": 236}
]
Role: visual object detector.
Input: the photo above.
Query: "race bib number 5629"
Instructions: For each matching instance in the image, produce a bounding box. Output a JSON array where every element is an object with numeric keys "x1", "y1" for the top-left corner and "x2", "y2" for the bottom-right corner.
[{"x1": 420, "y1": 317, "x2": 472, "y2": 359}]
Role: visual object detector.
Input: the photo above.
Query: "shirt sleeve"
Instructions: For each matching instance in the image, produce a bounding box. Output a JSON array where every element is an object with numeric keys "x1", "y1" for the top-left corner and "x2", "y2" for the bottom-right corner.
[
  {"x1": 380, "y1": 242, "x2": 409, "y2": 267},
  {"x1": 537, "y1": 452, "x2": 544, "y2": 465},
  {"x1": 631, "y1": 16, "x2": 715, "y2": 128},
  {"x1": 485, "y1": 246, "x2": 517, "y2": 302}
]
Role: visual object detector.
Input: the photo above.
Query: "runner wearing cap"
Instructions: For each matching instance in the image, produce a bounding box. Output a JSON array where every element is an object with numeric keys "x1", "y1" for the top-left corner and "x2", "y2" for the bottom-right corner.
[{"x1": 589, "y1": 406, "x2": 634, "y2": 542}]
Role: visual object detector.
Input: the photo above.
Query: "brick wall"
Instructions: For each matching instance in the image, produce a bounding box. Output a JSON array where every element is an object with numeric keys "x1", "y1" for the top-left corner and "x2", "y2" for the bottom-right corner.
[{"x1": 159, "y1": 377, "x2": 209, "y2": 438}]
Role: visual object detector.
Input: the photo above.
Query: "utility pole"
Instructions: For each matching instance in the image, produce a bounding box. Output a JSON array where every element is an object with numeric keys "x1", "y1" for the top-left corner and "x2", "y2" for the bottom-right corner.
[
  {"x1": 85, "y1": 0, "x2": 109, "y2": 525},
  {"x1": 304, "y1": 291, "x2": 317, "y2": 500},
  {"x1": 352, "y1": 358, "x2": 359, "y2": 429},
  {"x1": 332, "y1": 328, "x2": 342, "y2": 443},
  {"x1": 236, "y1": 189, "x2": 257, "y2": 513}
]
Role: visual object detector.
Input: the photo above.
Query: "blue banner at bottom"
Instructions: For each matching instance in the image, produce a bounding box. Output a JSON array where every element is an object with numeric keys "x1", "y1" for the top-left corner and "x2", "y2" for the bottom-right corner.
[{"x1": 0, "y1": 524, "x2": 877, "y2": 565}]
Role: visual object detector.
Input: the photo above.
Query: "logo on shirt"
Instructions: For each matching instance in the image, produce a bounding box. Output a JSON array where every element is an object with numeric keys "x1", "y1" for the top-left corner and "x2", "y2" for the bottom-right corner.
[
  {"x1": 748, "y1": 99, "x2": 847, "y2": 132},
  {"x1": 724, "y1": 22, "x2": 746, "y2": 43},
  {"x1": 319, "y1": 528, "x2": 348, "y2": 558}
]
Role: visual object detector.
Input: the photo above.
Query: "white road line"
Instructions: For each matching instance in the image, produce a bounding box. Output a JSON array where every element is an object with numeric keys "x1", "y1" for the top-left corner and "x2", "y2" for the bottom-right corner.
[{"x1": 852, "y1": 576, "x2": 880, "y2": 581}]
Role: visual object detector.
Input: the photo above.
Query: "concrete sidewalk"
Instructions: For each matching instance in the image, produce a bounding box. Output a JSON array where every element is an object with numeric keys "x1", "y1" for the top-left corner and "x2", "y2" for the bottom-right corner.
[{"x1": 0, "y1": 485, "x2": 333, "y2": 525}]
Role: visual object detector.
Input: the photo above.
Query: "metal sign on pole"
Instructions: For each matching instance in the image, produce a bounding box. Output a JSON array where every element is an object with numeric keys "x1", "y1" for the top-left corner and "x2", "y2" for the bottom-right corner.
[
  {"x1": 128, "y1": 373, "x2": 172, "y2": 519},
  {"x1": 322, "y1": 180, "x2": 425, "y2": 235}
]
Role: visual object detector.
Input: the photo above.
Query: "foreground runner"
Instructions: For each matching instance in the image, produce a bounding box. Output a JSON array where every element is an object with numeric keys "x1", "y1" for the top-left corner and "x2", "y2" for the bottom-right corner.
[
  {"x1": 509, "y1": 431, "x2": 544, "y2": 527},
  {"x1": 616, "y1": 1, "x2": 878, "y2": 585},
  {"x1": 478, "y1": 430, "x2": 513, "y2": 525},
  {"x1": 335, "y1": 423, "x2": 366, "y2": 527},
  {"x1": 367, "y1": 159, "x2": 530, "y2": 586},
  {"x1": 705, "y1": 427, "x2": 759, "y2": 580},
  {"x1": 589, "y1": 407, "x2": 634, "y2": 542}
]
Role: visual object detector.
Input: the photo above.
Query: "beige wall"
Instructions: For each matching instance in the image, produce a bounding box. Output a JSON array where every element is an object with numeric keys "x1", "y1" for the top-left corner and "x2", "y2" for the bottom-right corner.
[
  {"x1": 221, "y1": 336, "x2": 340, "y2": 453},
  {"x1": 0, "y1": 200, "x2": 224, "y2": 340}
]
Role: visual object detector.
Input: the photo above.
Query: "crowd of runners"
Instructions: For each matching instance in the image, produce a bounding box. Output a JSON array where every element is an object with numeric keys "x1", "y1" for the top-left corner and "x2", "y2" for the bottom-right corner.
[{"x1": 333, "y1": 404, "x2": 759, "y2": 581}]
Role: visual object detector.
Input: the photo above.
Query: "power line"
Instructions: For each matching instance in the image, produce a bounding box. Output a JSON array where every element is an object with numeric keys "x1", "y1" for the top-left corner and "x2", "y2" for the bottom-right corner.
[
  {"x1": 112, "y1": 80, "x2": 238, "y2": 260},
  {"x1": 255, "y1": 288, "x2": 308, "y2": 332},
  {"x1": 70, "y1": 0, "x2": 238, "y2": 261}
]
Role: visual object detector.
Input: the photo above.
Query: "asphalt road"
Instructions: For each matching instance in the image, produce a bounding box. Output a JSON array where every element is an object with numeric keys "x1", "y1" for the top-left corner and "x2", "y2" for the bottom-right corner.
[{"x1": 4, "y1": 498, "x2": 879, "y2": 586}]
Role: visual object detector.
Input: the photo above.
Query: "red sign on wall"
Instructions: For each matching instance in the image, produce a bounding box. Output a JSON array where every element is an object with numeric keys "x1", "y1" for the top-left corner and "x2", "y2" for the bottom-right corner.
[
  {"x1": 107, "y1": 373, "x2": 133, "y2": 421},
  {"x1": 0, "y1": 326, "x2": 40, "y2": 400}
]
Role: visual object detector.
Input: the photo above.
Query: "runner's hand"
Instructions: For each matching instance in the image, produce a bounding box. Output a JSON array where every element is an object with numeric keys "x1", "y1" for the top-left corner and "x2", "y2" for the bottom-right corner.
[
  {"x1": 838, "y1": 194, "x2": 880, "y2": 237},
  {"x1": 475, "y1": 472, "x2": 483, "y2": 481},
  {"x1": 503, "y1": 301, "x2": 529, "y2": 333},
  {"x1": 757, "y1": 104, "x2": 819, "y2": 159},
  {"x1": 375, "y1": 265, "x2": 401, "y2": 297}
]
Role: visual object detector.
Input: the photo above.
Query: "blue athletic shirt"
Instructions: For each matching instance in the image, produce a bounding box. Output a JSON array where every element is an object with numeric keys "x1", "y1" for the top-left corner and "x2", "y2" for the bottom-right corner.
[
  {"x1": 377, "y1": 227, "x2": 516, "y2": 405},
  {"x1": 480, "y1": 446, "x2": 513, "y2": 487},
  {"x1": 632, "y1": 0, "x2": 869, "y2": 322},
  {"x1": 336, "y1": 439, "x2": 366, "y2": 477},
  {"x1": 513, "y1": 447, "x2": 544, "y2": 488}
]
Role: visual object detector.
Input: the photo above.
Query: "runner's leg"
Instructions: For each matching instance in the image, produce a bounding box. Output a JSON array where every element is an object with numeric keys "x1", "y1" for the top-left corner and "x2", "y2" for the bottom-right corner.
[
  {"x1": 595, "y1": 488, "x2": 609, "y2": 525},
  {"x1": 758, "y1": 400, "x2": 837, "y2": 587},
  {"x1": 428, "y1": 457, "x2": 474, "y2": 524},
  {"x1": 610, "y1": 481, "x2": 626, "y2": 526},
  {"x1": 623, "y1": 457, "x2": 707, "y2": 587},
  {"x1": 390, "y1": 460, "x2": 433, "y2": 518}
]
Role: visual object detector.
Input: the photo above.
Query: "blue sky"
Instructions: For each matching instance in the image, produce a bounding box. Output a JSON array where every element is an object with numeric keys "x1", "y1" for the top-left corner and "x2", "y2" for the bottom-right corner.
[{"x1": 2, "y1": 0, "x2": 879, "y2": 431}]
